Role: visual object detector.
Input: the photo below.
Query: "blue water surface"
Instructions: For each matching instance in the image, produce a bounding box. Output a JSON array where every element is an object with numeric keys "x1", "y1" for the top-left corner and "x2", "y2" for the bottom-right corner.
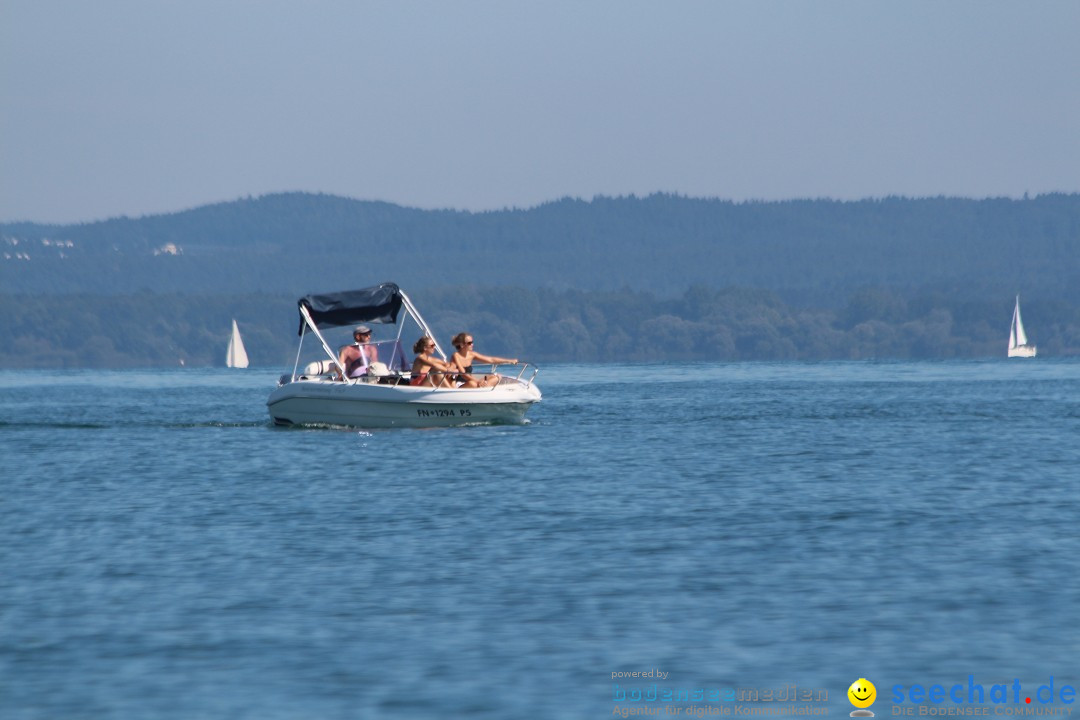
[{"x1": 2, "y1": 361, "x2": 1078, "y2": 719}]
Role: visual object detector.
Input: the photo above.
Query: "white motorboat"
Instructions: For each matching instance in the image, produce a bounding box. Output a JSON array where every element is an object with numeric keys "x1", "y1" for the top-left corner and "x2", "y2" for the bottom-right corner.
[
  {"x1": 1008, "y1": 295, "x2": 1037, "y2": 358},
  {"x1": 267, "y1": 282, "x2": 541, "y2": 428}
]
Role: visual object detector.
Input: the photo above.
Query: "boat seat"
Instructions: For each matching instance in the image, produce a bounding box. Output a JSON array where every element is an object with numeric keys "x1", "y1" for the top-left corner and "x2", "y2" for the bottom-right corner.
[{"x1": 301, "y1": 359, "x2": 336, "y2": 376}]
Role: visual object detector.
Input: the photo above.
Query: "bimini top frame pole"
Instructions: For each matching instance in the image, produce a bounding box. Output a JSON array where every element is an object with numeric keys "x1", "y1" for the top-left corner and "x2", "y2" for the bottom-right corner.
[
  {"x1": 289, "y1": 324, "x2": 307, "y2": 382},
  {"x1": 398, "y1": 290, "x2": 448, "y2": 361},
  {"x1": 299, "y1": 304, "x2": 349, "y2": 378}
]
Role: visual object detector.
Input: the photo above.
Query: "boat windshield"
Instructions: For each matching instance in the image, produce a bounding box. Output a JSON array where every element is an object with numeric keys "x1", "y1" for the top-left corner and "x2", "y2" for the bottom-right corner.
[
  {"x1": 343, "y1": 339, "x2": 411, "y2": 373},
  {"x1": 373, "y1": 340, "x2": 410, "y2": 372}
]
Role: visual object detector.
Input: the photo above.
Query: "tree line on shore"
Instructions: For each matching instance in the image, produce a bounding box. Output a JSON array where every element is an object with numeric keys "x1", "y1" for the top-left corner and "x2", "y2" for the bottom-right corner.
[{"x1": 3, "y1": 285, "x2": 1077, "y2": 369}]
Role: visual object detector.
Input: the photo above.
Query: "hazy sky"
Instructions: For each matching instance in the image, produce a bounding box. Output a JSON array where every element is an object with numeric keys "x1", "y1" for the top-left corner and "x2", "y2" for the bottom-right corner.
[{"x1": 2, "y1": 1, "x2": 1078, "y2": 223}]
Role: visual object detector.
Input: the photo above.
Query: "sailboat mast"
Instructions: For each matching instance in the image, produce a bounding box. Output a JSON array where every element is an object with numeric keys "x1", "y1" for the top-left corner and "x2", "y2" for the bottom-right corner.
[{"x1": 1009, "y1": 301, "x2": 1019, "y2": 349}]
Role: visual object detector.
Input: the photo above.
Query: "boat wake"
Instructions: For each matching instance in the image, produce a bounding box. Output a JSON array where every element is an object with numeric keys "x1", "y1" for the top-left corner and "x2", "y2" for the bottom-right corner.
[
  {"x1": 0, "y1": 420, "x2": 112, "y2": 430},
  {"x1": 268, "y1": 416, "x2": 530, "y2": 432},
  {"x1": 0, "y1": 420, "x2": 269, "y2": 430}
]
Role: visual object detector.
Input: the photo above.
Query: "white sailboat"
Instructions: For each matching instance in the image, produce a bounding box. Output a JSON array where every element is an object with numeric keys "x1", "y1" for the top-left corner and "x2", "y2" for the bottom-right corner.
[
  {"x1": 226, "y1": 319, "x2": 250, "y2": 368},
  {"x1": 1008, "y1": 295, "x2": 1036, "y2": 358}
]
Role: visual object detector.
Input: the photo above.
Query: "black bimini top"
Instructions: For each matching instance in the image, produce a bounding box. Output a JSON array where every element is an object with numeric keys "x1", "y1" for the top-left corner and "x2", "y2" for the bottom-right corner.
[{"x1": 297, "y1": 282, "x2": 403, "y2": 334}]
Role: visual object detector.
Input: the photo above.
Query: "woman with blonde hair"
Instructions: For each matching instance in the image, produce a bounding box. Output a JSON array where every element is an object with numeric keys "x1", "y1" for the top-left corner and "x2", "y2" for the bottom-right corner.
[{"x1": 450, "y1": 332, "x2": 518, "y2": 388}]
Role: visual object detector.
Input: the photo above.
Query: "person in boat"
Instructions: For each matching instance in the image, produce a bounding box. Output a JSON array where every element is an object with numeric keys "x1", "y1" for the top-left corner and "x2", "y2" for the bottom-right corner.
[
  {"x1": 450, "y1": 332, "x2": 518, "y2": 388},
  {"x1": 410, "y1": 336, "x2": 457, "y2": 387},
  {"x1": 338, "y1": 325, "x2": 379, "y2": 379}
]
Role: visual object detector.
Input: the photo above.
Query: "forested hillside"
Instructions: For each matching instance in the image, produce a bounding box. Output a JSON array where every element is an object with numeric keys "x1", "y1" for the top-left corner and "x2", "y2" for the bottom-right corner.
[
  {"x1": 4, "y1": 192, "x2": 1079, "y2": 302},
  {"x1": 2, "y1": 193, "x2": 1079, "y2": 366}
]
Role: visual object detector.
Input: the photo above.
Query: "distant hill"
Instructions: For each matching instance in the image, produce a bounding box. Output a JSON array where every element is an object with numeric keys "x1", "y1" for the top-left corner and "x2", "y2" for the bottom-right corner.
[
  {"x1": 4, "y1": 192, "x2": 1079, "y2": 305},
  {"x1": 3, "y1": 192, "x2": 1080, "y2": 366}
]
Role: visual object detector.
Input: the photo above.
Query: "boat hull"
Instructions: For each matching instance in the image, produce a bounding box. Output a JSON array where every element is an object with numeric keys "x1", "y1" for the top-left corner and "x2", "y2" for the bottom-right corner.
[
  {"x1": 267, "y1": 378, "x2": 541, "y2": 428},
  {"x1": 1008, "y1": 345, "x2": 1037, "y2": 358}
]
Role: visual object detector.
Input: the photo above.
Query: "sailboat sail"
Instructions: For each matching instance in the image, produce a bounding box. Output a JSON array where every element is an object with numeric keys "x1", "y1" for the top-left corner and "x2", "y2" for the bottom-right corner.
[
  {"x1": 1007, "y1": 296, "x2": 1036, "y2": 358},
  {"x1": 227, "y1": 319, "x2": 250, "y2": 368}
]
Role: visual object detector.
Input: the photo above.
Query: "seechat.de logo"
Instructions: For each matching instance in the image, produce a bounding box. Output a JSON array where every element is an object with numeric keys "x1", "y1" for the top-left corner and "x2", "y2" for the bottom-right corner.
[
  {"x1": 891, "y1": 676, "x2": 1077, "y2": 706},
  {"x1": 849, "y1": 678, "x2": 877, "y2": 717}
]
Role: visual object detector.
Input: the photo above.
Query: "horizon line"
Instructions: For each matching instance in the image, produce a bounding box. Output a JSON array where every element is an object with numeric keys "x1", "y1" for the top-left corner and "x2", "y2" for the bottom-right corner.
[{"x1": 3, "y1": 189, "x2": 1078, "y2": 227}]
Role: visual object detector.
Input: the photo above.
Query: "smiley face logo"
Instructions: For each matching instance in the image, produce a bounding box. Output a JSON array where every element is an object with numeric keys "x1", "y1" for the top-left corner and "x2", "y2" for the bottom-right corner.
[{"x1": 848, "y1": 678, "x2": 877, "y2": 711}]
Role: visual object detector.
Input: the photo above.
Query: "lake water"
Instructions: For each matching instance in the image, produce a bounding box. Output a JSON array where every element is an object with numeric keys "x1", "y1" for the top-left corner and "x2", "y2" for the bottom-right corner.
[{"x1": 2, "y1": 361, "x2": 1079, "y2": 719}]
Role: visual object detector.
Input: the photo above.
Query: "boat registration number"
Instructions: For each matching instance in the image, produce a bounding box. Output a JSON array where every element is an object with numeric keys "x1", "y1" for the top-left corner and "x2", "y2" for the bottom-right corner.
[{"x1": 416, "y1": 407, "x2": 472, "y2": 418}]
